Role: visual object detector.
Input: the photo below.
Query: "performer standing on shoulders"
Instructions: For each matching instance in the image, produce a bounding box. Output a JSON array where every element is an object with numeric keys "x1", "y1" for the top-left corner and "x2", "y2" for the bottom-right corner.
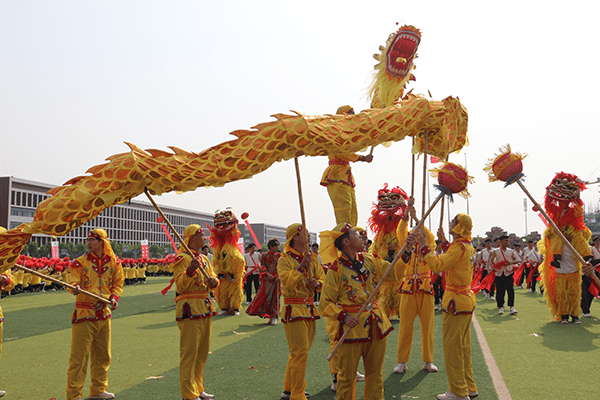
[
  {"x1": 171, "y1": 224, "x2": 218, "y2": 400},
  {"x1": 320, "y1": 223, "x2": 412, "y2": 400},
  {"x1": 278, "y1": 224, "x2": 324, "y2": 400},
  {"x1": 66, "y1": 229, "x2": 124, "y2": 400},
  {"x1": 320, "y1": 105, "x2": 373, "y2": 227},
  {"x1": 417, "y1": 214, "x2": 478, "y2": 400}
]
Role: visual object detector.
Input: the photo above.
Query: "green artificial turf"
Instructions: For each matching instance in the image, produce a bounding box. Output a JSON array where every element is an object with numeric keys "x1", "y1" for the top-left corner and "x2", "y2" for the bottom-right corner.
[
  {"x1": 473, "y1": 288, "x2": 600, "y2": 399},
  {"x1": 4, "y1": 278, "x2": 597, "y2": 399}
]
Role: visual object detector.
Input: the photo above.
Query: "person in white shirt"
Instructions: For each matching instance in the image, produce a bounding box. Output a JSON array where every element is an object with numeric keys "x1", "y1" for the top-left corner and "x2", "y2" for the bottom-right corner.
[
  {"x1": 243, "y1": 243, "x2": 261, "y2": 304},
  {"x1": 488, "y1": 235, "x2": 519, "y2": 315},
  {"x1": 479, "y1": 239, "x2": 495, "y2": 300},
  {"x1": 581, "y1": 236, "x2": 600, "y2": 317},
  {"x1": 524, "y1": 240, "x2": 542, "y2": 293}
]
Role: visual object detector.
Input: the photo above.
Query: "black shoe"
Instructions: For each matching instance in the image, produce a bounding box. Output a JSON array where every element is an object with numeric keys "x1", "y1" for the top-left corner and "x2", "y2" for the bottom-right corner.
[
  {"x1": 281, "y1": 391, "x2": 310, "y2": 399},
  {"x1": 561, "y1": 315, "x2": 569, "y2": 324},
  {"x1": 572, "y1": 316, "x2": 581, "y2": 324}
]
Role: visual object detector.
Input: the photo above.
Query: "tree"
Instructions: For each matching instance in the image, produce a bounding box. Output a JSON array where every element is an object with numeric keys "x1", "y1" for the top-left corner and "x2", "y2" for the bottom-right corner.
[
  {"x1": 149, "y1": 244, "x2": 164, "y2": 259},
  {"x1": 22, "y1": 241, "x2": 39, "y2": 257},
  {"x1": 74, "y1": 243, "x2": 88, "y2": 258}
]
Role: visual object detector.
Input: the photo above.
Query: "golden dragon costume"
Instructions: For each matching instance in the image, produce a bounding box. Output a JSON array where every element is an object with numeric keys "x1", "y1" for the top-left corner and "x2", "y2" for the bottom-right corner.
[{"x1": 0, "y1": 25, "x2": 468, "y2": 272}]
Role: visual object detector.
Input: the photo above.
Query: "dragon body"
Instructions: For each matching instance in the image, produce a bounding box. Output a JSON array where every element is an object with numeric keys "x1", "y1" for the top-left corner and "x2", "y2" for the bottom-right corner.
[{"x1": 0, "y1": 26, "x2": 469, "y2": 272}]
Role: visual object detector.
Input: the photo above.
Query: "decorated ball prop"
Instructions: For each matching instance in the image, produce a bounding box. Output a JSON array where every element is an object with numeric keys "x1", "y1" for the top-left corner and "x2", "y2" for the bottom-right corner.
[
  {"x1": 431, "y1": 162, "x2": 473, "y2": 199},
  {"x1": 484, "y1": 144, "x2": 526, "y2": 184},
  {"x1": 241, "y1": 212, "x2": 249, "y2": 220},
  {"x1": 438, "y1": 163, "x2": 469, "y2": 194}
]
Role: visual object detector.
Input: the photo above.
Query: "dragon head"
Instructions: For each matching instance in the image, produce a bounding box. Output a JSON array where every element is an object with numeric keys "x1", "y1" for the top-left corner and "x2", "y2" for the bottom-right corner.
[{"x1": 369, "y1": 25, "x2": 421, "y2": 109}]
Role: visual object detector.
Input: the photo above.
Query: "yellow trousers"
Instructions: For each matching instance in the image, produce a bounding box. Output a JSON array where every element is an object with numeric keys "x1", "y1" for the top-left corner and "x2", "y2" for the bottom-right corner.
[
  {"x1": 178, "y1": 317, "x2": 212, "y2": 399},
  {"x1": 397, "y1": 292, "x2": 435, "y2": 363},
  {"x1": 554, "y1": 272, "x2": 581, "y2": 317},
  {"x1": 327, "y1": 183, "x2": 357, "y2": 227},
  {"x1": 66, "y1": 319, "x2": 111, "y2": 400},
  {"x1": 283, "y1": 319, "x2": 316, "y2": 400},
  {"x1": 215, "y1": 277, "x2": 244, "y2": 311},
  {"x1": 0, "y1": 319, "x2": 3, "y2": 359},
  {"x1": 337, "y1": 324, "x2": 387, "y2": 400},
  {"x1": 442, "y1": 312, "x2": 477, "y2": 397}
]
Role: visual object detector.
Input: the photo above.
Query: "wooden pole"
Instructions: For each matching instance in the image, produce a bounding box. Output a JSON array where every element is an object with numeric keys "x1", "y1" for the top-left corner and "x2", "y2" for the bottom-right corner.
[
  {"x1": 15, "y1": 264, "x2": 111, "y2": 304},
  {"x1": 421, "y1": 130, "x2": 429, "y2": 220},
  {"x1": 294, "y1": 157, "x2": 312, "y2": 279},
  {"x1": 143, "y1": 188, "x2": 210, "y2": 280},
  {"x1": 515, "y1": 179, "x2": 600, "y2": 286},
  {"x1": 410, "y1": 138, "x2": 416, "y2": 228},
  {"x1": 327, "y1": 191, "x2": 445, "y2": 361}
]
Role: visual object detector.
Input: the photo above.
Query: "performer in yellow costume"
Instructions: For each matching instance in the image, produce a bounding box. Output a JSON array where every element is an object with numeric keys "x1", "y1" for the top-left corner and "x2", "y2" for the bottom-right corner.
[
  {"x1": 66, "y1": 229, "x2": 124, "y2": 400},
  {"x1": 368, "y1": 185, "x2": 411, "y2": 319},
  {"x1": 0, "y1": 227, "x2": 15, "y2": 397},
  {"x1": 171, "y1": 225, "x2": 218, "y2": 400},
  {"x1": 394, "y1": 224, "x2": 438, "y2": 374},
  {"x1": 320, "y1": 105, "x2": 373, "y2": 227},
  {"x1": 278, "y1": 223, "x2": 324, "y2": 400},
  {"x1": 320, "y1": 223, "x2": 411, "y2": 400},
  {"x1": 209, "y1": 210, "x2": 245, "y2": 315},
  {"x1": 417, "y1": 214, "x2": 478, "y2": 400}
]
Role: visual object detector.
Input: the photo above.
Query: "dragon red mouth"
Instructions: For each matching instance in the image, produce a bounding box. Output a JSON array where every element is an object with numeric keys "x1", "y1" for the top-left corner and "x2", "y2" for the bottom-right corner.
[
  {"x1": 547, "y1": 181, "x2": 580, "y2": 202},
  {"x1": 385, "y1": 26, "x2": 421, "y2": 79}
]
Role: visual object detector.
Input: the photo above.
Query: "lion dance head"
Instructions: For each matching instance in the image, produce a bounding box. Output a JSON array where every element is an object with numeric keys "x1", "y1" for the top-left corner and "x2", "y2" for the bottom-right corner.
[
  {"x1": 209, "y1": 208, "x2": 241, "y2": 248},
  {"x1": 367, "y1": 183, "x2": 409, "y2": 236},
  {"x1": 544, "y1": 172, "x2": 587, "y2": 230}
]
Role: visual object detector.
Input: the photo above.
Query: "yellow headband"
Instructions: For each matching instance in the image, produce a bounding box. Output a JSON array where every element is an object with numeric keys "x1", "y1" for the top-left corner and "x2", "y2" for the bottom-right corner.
[{"x1": 451, "y1": 213, "x2": 472, "y2": 241}]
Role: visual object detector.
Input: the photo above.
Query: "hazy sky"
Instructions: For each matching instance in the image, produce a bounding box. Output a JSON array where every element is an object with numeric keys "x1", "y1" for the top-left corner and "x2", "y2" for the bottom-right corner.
[{"x1": 2, "y1": 1, "x2": 600, "y2": 241}]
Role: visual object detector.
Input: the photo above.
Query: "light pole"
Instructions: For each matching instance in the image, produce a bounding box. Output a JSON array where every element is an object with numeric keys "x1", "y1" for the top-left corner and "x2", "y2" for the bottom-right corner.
[{"x1": 524, "y1": 198, "x2": 528, "y2": 236}]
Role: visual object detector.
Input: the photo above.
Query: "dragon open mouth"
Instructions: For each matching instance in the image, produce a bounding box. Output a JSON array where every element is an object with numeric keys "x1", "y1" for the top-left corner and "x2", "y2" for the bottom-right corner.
[
  {"x1": 385, "y1": 26, "x2": 421, "y2": 79},
  {"x1": 213, "y1": 210, "x2": 238, "y2": 232}
]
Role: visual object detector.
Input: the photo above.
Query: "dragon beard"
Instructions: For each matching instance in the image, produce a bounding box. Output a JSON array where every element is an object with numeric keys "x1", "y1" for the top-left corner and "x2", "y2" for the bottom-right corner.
[{"x1": 367, "y1": 204, "x2": 406, "y2": 237}]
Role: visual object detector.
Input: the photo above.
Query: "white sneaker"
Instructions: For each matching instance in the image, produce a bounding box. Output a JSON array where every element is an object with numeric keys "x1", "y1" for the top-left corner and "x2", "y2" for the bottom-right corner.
[
  {"x1": 498, "y1": 306, "x2": 504, "y2": 314},
  {"x1": 469, "y1": 390, "x2": 479, "y2": 398},
  {"x1": 509, "y1": 307, "x2": 518, "y2": 315},
  {"x1": 217, "y1": 310, "x2": 228, "y2": 315},
  {"x1": 484, "y1": 292, "x2": 489, "y2": 298},
  {"x1": 356, "y1": 371, "x2": 365, "y2": 381},
  {"x1": 424, "y1": 362, "x2": 438, "y2": 372},
  {"x1": 199, "y1": 391, "x2": 215, "y2": 400},
  {"x1": 89, "y1": 392, "x2": 115, "y2": 400},
  {"x1": 269, "y1": 318, "x2": 278, "y2": 325},
  {"x1": 330, "y1": 382, "x2": 337, "y2": 391},
  {"x1": 0, "y1": 391, "x2": 5, "y2": 398},
  {"x1": 393, "y1": 362, "x2": 407, "y2": 374},
  {"x1": 245, "y1": 301, "x2": 251, "y2": 305},
  {"x1": 234, "y1": 310, "x2": 240, "y2": 315},
  {"x1": 583, "y1": 313, "x2": 591, "y2": 318},
  {"x1": 437, "y1": 390, "x2": 470, "y2": 400},
  {"x1": 435, "y1": 304, "x2": 441, "y2": 311},
  {"x1": 490, "y1": 296, "x2": 495, "y2": 300}
]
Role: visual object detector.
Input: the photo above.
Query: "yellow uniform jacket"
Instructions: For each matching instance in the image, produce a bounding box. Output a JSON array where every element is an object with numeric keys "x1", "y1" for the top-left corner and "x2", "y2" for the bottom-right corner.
[
  {"x1": 278, "y1": 249, "x2": 324, "y2": 323},
  {"x1": 320, "y1": 252, "x2": 408, "y2": 343},
  {"x1": 0, "y1": 271, "x2": 16, "y2": 322},
  {"x1": 320, "y1": 154, "x2": 361, "y2": 187},
  {"x1": 68, "y1": 253, "x2": 124, "y2": 323},
  {"x1": 172, "y1": 252, "x2": 218, "y2": 321},
  {"x1": 422, "y1": 238, "x2": 476, "y2": 314}
]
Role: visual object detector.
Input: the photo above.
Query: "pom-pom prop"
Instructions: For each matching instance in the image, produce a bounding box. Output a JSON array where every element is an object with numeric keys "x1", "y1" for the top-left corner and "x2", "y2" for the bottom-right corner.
[
  {"x1": 328, "y1": 161, "x2": 472, "y2": 361},
  {"x1": 484, "y1": 144, "x2": 600, "y2": 287},
  {"x1": 240, "y1": 212, "x2": 261, "y2": 249}
]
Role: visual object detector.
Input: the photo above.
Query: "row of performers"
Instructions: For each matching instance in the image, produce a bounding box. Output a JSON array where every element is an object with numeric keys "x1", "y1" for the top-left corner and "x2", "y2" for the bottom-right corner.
[{"x1": 0, "y1": 198, "x2": 475, "y2": 400}]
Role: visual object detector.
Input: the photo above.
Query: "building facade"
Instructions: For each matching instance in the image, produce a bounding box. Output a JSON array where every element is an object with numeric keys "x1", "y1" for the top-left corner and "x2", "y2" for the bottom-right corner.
[{"x1": 0, "y1": 176, "x2": 316, "y2": 250}]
